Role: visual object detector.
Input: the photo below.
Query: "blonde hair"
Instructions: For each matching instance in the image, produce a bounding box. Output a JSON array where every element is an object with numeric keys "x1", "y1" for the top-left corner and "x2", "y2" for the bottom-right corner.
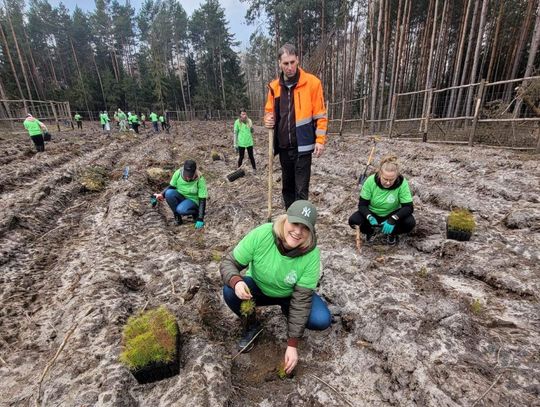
[
  {"x1": 378, "y1": 155, "x2": 399, "y2": 176},
  {"x1": 273, "y1": 214, "x2": 314, "y2": 250}
]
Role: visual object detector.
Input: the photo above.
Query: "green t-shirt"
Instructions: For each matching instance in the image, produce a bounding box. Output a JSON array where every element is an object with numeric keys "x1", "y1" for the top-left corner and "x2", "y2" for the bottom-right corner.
[
  {"x1": 159, "y1": 115, "x2": 165, "y2": 123},
  {"x1": 129, "y1": 114, "x2": 139, "y2": 124},
  {"x1": 233, "y1": 223, "x2": 320, "y2": 298},
  {"x1": 100, "y1": 113, "x2": 110, "y2": 124},
  {"x1": 24, "y1": 118, "x2": 44, "y2": 137},
  {"x1": 74, "y1": 114, "x2": 82, "y2": 121},
  {"x1": 141, "y1": 114, "x2": 146, "y2": 121},
  {"x1": 150, "y1": 113, "x2": 158, "y2": 122},
  {"x1": 360, "y1": 174, "x2": 413, "y2": 217},
  {"x1": 169, "y1": 169, "x2": 208, "y2": 205},
  {"x1": 234, "y1": 118, "x2": 254, "y2": 147},
  {"x1": 118, "y1": 111, "x2": 127, "y2": 120}
]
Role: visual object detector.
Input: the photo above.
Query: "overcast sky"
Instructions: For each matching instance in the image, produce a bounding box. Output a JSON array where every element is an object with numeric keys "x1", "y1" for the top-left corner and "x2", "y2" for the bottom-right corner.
[{"x1": 48, "y1": 0, "x2": 263, "y2": 50}]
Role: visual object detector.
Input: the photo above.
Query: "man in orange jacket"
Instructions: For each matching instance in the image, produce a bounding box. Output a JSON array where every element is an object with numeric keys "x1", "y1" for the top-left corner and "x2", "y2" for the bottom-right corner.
[{"x1": 264, "y1": 44, "x2": 328, "y2": 209}]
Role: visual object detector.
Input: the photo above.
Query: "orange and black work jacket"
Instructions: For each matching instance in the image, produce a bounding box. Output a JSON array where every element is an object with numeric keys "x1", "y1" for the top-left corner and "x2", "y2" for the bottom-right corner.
[{"x1": 265, "y1": 68, "x2": 327, "y2": 155}]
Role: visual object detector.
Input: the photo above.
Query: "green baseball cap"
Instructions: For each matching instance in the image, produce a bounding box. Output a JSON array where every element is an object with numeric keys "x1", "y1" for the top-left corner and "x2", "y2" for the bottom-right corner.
[{"x1": 287, "y1": 200, "x2": 317, "y2": 233}]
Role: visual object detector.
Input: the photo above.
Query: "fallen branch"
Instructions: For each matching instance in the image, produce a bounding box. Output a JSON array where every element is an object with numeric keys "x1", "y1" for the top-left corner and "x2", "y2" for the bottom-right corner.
[
  {"x1": 471, "y1": 372, "x2": 505, "y2": 407},
  {"x1": 308, "y1": 373, "x2": 354, "y2": 407},
  {"x1": 231, "y1": 328, "x2": 264, "y2": 361}
]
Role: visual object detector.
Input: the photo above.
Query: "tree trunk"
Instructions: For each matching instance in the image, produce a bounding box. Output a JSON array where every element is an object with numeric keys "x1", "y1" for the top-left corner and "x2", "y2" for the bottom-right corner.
[
  {"x1": 6, "y1": 8, "x2": 33, "y2": 106},
  {"x1": 0, "y1": 22, "x2": 26, "y2": 108},
  {"x1": 514, "y1": 1, "x2": 540, "y2": 117},
  {"x1": 505, "y1": 0, "x2": 535, "y2": 99},
  {"x1": 446, "y1": 0, "x2": 473, "y2": 117},
  {"x1": 387, "y1": 0, "x2": 403, "y2": 117},
  {"x1": 378, "y1": 0, "x2": 390, "y2": 122},
  {"x1": 92, "y1": 50, "x2": 107, "y2": 110},
  {"x1": 486, "y1": 0, "x2": 504, "y2": 83},
  {"x1": 70, "y1": 38, "x2": 92, "y2": 117},
  {"x1": 465, "y1": 0, "x2": 489, "y2": 117},
  {"x1": 370, "y1": 0, "x2": 383, "y2": 127},
  {"x1": 454, "y1": 0, "x2": 480, "y2": 118}
]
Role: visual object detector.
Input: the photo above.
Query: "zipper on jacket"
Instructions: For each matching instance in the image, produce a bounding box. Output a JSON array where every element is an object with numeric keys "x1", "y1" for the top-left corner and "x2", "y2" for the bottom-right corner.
[
  {"x1": 298, "y1": 92, "x2": 301, "y2": 110},
  {"x1": 287, "y1": 87, "x2": 292, "y2": 146}
]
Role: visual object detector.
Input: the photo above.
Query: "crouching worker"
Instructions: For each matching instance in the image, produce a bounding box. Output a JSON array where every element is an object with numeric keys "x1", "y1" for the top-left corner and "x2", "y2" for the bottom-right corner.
[
  {"x1": 349, "y1": 155, "x2": 415, "y2": 245},
  {"x1": 220, "y1": 200, "x2": 331, "y2": 374},
  {"x1": 154, "y1": 160, "x2": 207, "y2": 229}
]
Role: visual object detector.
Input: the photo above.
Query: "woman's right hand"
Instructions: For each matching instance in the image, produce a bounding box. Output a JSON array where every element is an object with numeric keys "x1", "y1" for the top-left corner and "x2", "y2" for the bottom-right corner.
[
  {"x1": 155, "y1": 193, "x2": 164, "y2": 202},
  {"x1": 234, "y1": 281, "x2": 252, "y2": 300}
]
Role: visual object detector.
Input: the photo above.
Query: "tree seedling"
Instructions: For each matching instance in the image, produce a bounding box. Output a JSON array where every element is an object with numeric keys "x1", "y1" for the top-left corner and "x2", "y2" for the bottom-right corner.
[
  {"x1": 447, "y1": 208, "x2": 476, "y2": 241},
  {"x1": 418, "y1": 265, "x2": 428, "y2": 278},
  {"x1": 240, "y1": 298, "x2": 255, "y2": 317},
  {"x1": 470, "y1": 298, "x2": 483, "y2": 314},
  {"x1": 276, "y1": 362, "x2": 292, "y2": 379}
]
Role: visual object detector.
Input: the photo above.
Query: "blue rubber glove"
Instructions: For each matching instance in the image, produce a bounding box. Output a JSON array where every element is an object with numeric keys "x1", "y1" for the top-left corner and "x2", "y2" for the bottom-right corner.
[
  {"x1": 366, "y1": 214, "x2": 378, "y2": 226},
  {"x1": 195, "y1": 220, "x2": 205, "y2": 229},
  {"x1": 381, "y1": 220, "x2": 395, "y2": 235}
]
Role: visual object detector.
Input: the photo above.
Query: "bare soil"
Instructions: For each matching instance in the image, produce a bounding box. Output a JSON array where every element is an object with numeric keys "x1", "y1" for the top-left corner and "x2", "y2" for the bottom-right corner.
[{"x1": 0, "y1": 121, "x2": 538, "y2": 406}]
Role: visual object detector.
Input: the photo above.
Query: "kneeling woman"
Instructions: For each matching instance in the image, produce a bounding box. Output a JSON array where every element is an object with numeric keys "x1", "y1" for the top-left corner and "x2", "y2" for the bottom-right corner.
[
  {"x1": 349, "y1": 155, "x2": 415, "y2": 244},
  {"x1": 221, "y1": 200, "x2": 331, "y2": 374},
  {"x1": 155, "y1": 159, "x2": 207, "y2": 229}
]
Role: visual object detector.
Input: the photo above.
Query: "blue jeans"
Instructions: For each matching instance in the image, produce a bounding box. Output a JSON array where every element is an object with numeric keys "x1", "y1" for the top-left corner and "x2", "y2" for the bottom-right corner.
[
  {"x1": 164, "y1": 189, "x2": 198, "y2": 217},
  {"x1": 223, "y1": 276, "x2": 332, "y2": 331}
]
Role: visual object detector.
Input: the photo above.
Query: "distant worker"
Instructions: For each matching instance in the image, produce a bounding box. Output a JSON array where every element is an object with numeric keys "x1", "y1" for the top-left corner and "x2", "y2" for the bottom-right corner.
[
  {"x1": 24, "y1": 113, "x2": 48, "y2": 153},
  {"x1": 154, "y1": 160, "x2": 207, "y2": 228},
  {"x1": 129, "y1": 112, "x2": 140, "y2": 134},
  {"x1": 233, "y1": 108, "x2": 256, "y2": 173},
  {"x1": 74, "y1": 112, "x2": 82, "y2": 129},
  {"x1": 141, "y1": 113, "x2": 146, "y2": 129},
  {"x1": 118, "y1": 109, "x2": 127, "y2": 131},
  {"x1": 159, "y1": 113, "x2": 170, "y2": 133},
  {"x1": 150, "y1": 111, "x2": 159, "y2": 132},
  {"x1": 264, "y1": 43, "x2": 328, "y2": 209}
]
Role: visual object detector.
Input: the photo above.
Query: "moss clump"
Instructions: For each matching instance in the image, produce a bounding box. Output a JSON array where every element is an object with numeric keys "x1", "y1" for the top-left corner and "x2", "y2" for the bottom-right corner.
[
  {"x1": 240, "y1": 299, "x2": 255, "y2": 317},
  {"x1": 447, "y1": 208, "x2": 476, "y2": 233},
  {"x1": 470, "y1": 298, "x2": 483, "y2": 314},
  {"x1": 146, "y1": 167, "x2": 170, "y2": 182},
  {"x1": 119, "y1": 306, "x2": 178, "y2": 370},
  {"x1": 418, "y1": 266, "x2": 428, "y2": 278},
  {"x1": 211, "y1": 251, "x2": 222, "y2": 262},
  {"x1": 78, "y1": 166, "x2": 108, "y2": 192},
  {"x1": 211, "y1": 150, "x2": 221, "y2": 161}
]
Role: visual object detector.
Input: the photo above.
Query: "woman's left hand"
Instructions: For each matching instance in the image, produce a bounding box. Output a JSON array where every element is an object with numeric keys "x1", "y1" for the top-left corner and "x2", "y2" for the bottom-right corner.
[{"x1": 284, "y1": 346, "x2": 298, "y2": 374}]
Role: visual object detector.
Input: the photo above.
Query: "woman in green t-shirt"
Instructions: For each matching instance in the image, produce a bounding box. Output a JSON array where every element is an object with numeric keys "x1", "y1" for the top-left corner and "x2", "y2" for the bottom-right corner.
[
  {"x1": 220, "y1": 200, "x2": 331, "y2": 375},
  {"x1": 154, "y1": 159, "x2": 208, "y2": 229},
  {"x1": 349, "y1": 155, "x2": 415, "y2": 245}
]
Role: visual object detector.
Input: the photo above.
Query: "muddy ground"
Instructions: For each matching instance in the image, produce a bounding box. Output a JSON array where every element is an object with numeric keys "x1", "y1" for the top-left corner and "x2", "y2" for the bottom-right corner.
[{"x1": 0, "y1": 121, "x2": 538, "y2": 407}]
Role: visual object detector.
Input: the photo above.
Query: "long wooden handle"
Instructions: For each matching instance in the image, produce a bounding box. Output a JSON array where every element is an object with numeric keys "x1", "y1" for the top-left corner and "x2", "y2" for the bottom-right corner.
[
  {"x1": 267, "y1": 128, "x2": 274, "y2": 222},
  {"x1": 366, "y1": 145, "x2": 375, "y2": 166}
]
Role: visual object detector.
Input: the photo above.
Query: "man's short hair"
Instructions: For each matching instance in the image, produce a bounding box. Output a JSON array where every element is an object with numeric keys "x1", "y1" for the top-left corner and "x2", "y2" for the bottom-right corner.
[
  {"x1": 278, "y1": 44, "x2": 298, "y2": 60},
  {"x1": 239, "y1": 108, "x2": 247, "y2": 114}
]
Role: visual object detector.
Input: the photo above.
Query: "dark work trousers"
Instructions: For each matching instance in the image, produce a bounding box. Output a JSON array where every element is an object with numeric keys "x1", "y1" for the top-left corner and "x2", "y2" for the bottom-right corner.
[
  {"x1": 348, "y1": 210, "x2": 416, "y2": 236},
  {"x1": 238, "y1": 146, "x2": 256, "y2": 169},
  {"x1": 31, "y1": 135, "x2": 45, "y2": 152},
  {"x1": 279, "y1": 148, "x2": 312, "y2": 209},
  {"x1": 132, "y1": 123, "x2": 139, "y2": 134},
  {"x1": 76, "y1": 121, "x2": 82, "y2": 129}
]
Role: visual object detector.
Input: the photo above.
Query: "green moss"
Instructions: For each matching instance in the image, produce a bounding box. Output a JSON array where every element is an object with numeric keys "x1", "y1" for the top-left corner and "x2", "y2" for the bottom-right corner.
[
  {"x1": 211, "y1": 251, "x2": 222, "y2": 262},
  {"x1": 240, "y1": 299, "x2": 255, "y2": 317},
  {"x1": 211, "y1": 150, "x2": 221, "y2": 161},
  {"x1": 447, "y1": 208, "x2": 476, "y2": 233},
  {"x1": 418, "y1": 266, "x2": 428, "y2": 278},
  {"x1": 119, "y1": 306, "x2": 178, "y2": 370},
  {"x1": 276, "y1": 362, "x2": 291, "y2": 379},
  {"x1": 471, "y1": 298, "x2": 483, "y2": 314},
  {"x1": 78, "y1": 166, "x2": 108, "y2": 192}
]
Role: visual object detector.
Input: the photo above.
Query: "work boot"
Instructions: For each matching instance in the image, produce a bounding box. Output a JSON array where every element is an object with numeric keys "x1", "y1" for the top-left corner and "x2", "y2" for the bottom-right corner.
[
  {"x1": 174, "y1": 214, "x2": 183, "y2": 225},
  {"x1": 365, "y1": 232, "x2": 375, "y2": 245},
  {"x1": 387, "y1": 235, "x2": 398, "y2": 245},
  {"x1": 237, "y1": 321, "x2": 262, "y2": 353}
]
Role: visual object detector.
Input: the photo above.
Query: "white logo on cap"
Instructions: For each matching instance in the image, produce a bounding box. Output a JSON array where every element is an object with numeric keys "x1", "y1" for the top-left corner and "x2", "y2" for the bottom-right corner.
[{"x1": 302, "y1": 207, "x2": 311, "y2": 217}]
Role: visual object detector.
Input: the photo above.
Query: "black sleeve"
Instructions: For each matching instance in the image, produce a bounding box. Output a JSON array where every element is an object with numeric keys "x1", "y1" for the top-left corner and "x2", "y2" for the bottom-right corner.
[
  {"x1": 393, "y1": 202, "x2": 414, "y2": 219},
  {"x1": 197, "y1": 198, "x2": 206, "y2": 221},
  {"x1": 357, "y1": 198, "x2": 371, "y2": 218}
]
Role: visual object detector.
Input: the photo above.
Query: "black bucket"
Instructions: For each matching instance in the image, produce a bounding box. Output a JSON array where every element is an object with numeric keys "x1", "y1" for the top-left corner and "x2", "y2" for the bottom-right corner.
[
  {"x1": 43, "y1": 132, "x2": 52, "y2": 142},
  {"x1": 227, "y1": 168, "x2": 246, "y2": 182}
]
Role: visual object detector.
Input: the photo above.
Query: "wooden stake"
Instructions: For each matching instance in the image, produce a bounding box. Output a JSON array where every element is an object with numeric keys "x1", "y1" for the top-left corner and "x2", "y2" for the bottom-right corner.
[
  {"x1": 267, "y1": 128, "x2": 274, "y2": 222},
  {"x1": 355, "y1": 226, "x2": 362, "y2": 252}
]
